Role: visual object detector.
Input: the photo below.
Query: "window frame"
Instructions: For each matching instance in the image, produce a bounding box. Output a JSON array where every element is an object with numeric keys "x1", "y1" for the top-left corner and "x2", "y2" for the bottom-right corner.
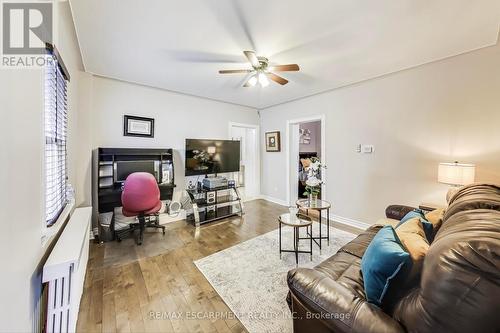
[{"x1": 42, "y1": 44, "x2": 72, "y2": 241}]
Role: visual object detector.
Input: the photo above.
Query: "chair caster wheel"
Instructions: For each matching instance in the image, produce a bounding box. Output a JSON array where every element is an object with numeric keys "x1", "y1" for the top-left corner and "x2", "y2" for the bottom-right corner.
[{"x1": 116, "y1": 237, "x2": 121, "y2": 242}]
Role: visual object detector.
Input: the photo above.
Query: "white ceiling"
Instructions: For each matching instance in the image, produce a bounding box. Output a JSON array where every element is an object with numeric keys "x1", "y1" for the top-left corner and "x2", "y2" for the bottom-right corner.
[{"x1": 69, "y1": 0, "x2": 500, "y2": 109}]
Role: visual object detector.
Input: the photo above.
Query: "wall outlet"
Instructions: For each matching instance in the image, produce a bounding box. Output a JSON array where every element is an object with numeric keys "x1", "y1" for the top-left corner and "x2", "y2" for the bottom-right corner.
[{"x1": 355, "y1": 144, "x2": 361, "y2": 153}]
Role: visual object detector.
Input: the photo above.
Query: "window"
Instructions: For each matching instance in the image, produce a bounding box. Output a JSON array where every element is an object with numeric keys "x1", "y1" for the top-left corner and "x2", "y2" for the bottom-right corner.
[{"x1": 44, "y1": 49, "x2": 68, "y2": 226}]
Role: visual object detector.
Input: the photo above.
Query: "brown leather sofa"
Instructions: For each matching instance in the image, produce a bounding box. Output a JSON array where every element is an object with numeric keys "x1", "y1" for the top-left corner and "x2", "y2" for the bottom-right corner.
[{"x1": 287, "y1": 184, "x2": 500, "y2": 333}]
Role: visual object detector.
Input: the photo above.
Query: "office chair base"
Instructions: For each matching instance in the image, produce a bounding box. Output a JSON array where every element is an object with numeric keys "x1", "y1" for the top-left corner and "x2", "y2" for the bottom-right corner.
[{"x1": 114, "y1": 214, "x2": 165, "y2": 245}]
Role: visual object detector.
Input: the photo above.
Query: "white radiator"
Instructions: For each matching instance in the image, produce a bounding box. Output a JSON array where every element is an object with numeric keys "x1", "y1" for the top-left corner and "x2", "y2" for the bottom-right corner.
[{"x1": 43, "y1": 207, "x2": 92, "y2": 333}]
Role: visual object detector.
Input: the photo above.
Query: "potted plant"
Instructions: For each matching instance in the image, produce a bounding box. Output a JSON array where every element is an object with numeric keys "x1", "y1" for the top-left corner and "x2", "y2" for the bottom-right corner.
[{"x1": 302, "y1": 157, "x2": 326, "y2": 206}]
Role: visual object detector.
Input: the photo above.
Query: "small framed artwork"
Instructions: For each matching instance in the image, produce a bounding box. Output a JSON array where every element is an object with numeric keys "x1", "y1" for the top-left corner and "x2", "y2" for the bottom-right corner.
[
  {"x1": 299, "y1": 128, "x2": 311, "y2": 144},
  {"x1": 265, "y1": 131, "x2": 281, "y2": 152},
  {"x1": 124, "y1": 115, "x2": 154, "y2": 138}
]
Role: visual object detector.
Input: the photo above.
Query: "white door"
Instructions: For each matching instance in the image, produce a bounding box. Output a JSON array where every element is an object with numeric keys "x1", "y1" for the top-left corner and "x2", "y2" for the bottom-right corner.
[
  {"x1": 230, "y1": 124, "x2": 259, "y2": 200},
  {"x1": 289, "y1": 123, "x2": 300, "y2": 205}
]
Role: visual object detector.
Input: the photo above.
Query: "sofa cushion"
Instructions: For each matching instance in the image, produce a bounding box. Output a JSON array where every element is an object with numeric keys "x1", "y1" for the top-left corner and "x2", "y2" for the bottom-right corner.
[
  {"x1": 316, "y1": 251, "x2": 366, "y2": 299},
  {"x1": 338, "y1": 225, "x2": 381, "y2": 258},
  {"x1": 361, "y1": 226, "x2": 411, "y2": 307},
  {"x1": 287, "y1": 268, "x2": 405, "y2": 333}
]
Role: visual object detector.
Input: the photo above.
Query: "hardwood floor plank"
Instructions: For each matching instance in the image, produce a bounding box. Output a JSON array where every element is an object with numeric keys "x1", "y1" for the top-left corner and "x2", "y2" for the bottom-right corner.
[{"x1": 102, "y1": 293, "x2": 117, "y2": 332}]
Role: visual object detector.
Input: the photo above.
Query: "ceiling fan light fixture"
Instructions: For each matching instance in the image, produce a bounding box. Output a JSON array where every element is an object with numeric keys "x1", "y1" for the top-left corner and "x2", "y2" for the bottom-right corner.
[
  {"x1": 219, "y1": 51, "x2": 299, "y2": 88},
  {"x1": 248, "y1": 75, "x2": 258, "y2": 87},
  {"x1": 258, "y1": 72, "x2": 269, "y2": 87}
]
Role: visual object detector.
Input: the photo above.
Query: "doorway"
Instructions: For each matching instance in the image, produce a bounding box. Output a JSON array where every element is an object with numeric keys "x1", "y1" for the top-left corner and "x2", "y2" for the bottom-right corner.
[
  {"x1": 229, "y1": 122, "x2": 260, "y2": 201},
  {"x1": 286, "y1": 115, "x2": 326, "y2": 206}
]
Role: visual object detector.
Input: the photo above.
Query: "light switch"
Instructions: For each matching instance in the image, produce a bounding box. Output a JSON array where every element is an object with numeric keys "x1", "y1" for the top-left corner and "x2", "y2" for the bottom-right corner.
[{"x1": 361, "y1": 145, "x2": 374, "y2": 154}]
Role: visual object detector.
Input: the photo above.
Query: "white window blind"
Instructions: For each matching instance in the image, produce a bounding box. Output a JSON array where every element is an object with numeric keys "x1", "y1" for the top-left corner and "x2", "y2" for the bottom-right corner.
[{"x1": 45, "y1": 54, "x2": 68, "y2": 226}]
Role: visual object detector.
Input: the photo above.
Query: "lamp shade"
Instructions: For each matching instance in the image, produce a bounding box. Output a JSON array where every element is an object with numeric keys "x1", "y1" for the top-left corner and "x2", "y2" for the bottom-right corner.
[{"x1": 438, "y1": 162, "x2": 475, "y2": 186}]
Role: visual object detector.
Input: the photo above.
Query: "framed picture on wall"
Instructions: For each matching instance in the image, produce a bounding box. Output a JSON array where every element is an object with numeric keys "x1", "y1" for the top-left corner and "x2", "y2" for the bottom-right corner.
[
  {"x1": 265, "y1": 131, "x2": 281, "y2": 152},
  {"x1": 124, "y1": 115, "x2": 154, "y2": 137},
  {"x1": 299, "y1": 128, "x2": 311, "y2": 144}
]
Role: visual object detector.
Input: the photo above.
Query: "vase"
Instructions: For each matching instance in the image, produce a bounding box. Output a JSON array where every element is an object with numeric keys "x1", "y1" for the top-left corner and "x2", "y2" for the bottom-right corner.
[{"x1": 309, "y1": 193, "x2": 318, "y2": 207}]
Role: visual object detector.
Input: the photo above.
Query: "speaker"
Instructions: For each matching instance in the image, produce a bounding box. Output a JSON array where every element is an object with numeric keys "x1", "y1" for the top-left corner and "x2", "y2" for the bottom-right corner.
[{"x1": 165, "y1": 200, "x2": 182, "y2": 216}]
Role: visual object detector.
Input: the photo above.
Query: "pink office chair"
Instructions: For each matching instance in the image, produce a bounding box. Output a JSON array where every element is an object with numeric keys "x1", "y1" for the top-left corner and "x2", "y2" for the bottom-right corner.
[{"x1": 118, "y1": 172, "x2": 165, "y2": 245}]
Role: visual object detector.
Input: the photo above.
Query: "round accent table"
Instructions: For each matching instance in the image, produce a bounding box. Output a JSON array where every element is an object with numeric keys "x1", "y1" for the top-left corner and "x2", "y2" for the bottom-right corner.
[
  {"x1": 296, "y1": 199, "x2": 332, "y2": 250},
  {"x1": 278, "y1": 213, "x2": 313, "y2": 265}
]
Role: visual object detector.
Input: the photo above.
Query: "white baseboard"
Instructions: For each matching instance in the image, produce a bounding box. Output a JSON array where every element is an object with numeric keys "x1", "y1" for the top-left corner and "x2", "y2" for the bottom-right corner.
[
  {"x1": 258, "y1": 196, "x2": 371, "y2": 231},
  {"x1": 259, "y1": 195, "x2": 288, "y2": 206},
  {"x1": 330, "y1": 214, "x2": 371, "y2": 231}
]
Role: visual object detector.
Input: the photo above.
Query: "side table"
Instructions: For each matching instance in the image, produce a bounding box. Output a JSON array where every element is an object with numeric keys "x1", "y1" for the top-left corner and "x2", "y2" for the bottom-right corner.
[
  {"x1": 296, "y1": 199, "x2": 332, "y2": 249},
  {"x1": 279, "y1": 213, "x2": 313, "y2": 265}
]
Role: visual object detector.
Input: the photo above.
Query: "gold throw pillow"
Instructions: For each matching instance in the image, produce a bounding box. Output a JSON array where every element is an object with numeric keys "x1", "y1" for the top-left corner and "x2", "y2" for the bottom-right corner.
[
  {"x1": 376, "y1": 218, "x2": 400, "y2": 228},
  {"x1": 395, "y1": 217, "x2": 430, "y2": 282},
  {"x1": 425, "y1": 208, "x2": 445, "y2": 231}
]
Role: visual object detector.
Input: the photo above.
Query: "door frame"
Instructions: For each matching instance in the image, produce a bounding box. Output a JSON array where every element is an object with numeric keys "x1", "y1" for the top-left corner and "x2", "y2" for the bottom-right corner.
[
  {"x1": 285, "y1": 114, "x2": 326, "y2": 206},
  {"x1": 228, "y1": 122, "x2": 261, "y2": 200}
]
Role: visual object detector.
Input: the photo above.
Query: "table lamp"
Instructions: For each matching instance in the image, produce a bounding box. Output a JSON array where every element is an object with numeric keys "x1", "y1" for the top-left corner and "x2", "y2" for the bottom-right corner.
[{"x1": 438, "y1": 161, "x2": 475, "y2": 186}]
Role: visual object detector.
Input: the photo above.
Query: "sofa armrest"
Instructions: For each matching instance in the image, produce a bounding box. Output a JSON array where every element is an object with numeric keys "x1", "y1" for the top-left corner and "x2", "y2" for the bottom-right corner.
[
  {"x1": 287, "y1": 268, "x2": 405, "y2": 333},
  {"x1": 385, "y1": 205, "x2": 416, "y2": 220}
]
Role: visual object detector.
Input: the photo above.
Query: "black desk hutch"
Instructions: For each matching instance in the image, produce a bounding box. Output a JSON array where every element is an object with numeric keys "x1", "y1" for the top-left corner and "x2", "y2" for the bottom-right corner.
[{"x1": 93, "y1": 148, "x2": 175, "y2": 215}]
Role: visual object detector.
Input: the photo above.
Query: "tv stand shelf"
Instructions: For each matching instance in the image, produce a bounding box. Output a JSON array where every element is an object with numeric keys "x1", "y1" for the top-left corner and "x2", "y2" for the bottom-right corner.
[{"x1": 186, "y1": 185, "x2": 244, "y2": 226}]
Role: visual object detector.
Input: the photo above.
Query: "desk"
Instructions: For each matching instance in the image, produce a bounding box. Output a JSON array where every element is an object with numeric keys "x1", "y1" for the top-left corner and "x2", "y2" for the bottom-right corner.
[{"x1": 98, "y1": 183, "x2": 175, "y2": 213}]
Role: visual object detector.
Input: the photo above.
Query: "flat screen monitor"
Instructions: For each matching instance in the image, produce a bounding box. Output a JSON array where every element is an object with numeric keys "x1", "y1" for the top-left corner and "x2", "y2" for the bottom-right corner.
[
  {"x1": 114, "y1": 160, "x2": 159, "y2": 182},
  {"x1": 185, "y1": 139, "x2": 240, "y2": 176}
]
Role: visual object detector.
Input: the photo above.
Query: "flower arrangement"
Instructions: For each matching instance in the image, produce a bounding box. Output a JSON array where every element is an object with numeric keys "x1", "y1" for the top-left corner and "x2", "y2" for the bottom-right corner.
[{"x1": 302, "y1": 157, "x2": 326, "y2": 200}]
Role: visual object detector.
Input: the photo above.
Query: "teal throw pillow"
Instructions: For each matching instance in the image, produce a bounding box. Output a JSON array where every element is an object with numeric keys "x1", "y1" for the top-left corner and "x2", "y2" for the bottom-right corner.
[{"x1": 361, "y1": 226, "x2": 411, "y2": 307}]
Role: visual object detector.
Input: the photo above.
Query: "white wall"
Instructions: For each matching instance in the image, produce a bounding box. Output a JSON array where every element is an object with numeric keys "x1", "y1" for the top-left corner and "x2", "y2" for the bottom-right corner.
[
  {"x1": 260, "y1": 39, "x2": 500, "y2": 224},
  {"x1": 0, "y1": 1, "x2": 87, "y2": 331},
  {"x1": 80, "y1": 76, "x2": 259, "y2": 205}
]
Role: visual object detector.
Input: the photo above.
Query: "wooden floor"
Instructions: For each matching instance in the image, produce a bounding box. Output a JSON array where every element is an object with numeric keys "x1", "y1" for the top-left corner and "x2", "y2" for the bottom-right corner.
[{"x1": 76, "y1": 199, "x2": 361, "y2": 333}]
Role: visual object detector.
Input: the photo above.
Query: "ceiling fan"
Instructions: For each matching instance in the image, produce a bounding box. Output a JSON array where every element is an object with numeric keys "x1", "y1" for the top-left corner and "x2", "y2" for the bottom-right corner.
[{"x1": 218, "y1": 50, "x2": 300, "y2": 87}]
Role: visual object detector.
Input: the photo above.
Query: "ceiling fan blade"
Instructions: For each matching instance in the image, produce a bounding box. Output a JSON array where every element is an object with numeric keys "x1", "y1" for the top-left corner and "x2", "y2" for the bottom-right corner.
[
  {"x1": 269, "y1": 64, "x2": 300, "y2": 72},
  {"x1": 219, "y1": 69, "x2": 252, "y2": 74},
  {"x1": 267, "y1": 72, "x2": 288, "y2": 85},
  {"x1": 243, "y1": 50, "x2": 260, "y2": 68}
]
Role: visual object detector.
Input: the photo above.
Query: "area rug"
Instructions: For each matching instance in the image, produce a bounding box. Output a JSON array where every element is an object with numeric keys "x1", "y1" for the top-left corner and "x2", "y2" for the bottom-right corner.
[{"x1": 194, "y1": 223, "x2": 356, "y2": 333}]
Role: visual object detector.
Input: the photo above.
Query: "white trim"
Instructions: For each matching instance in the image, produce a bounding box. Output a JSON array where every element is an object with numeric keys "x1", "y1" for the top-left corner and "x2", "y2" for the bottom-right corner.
[
  {"x1": 285, "y1": 114, "x2": 326, "y2": 206},
  {"x1": 259, "y1": 195, "x2": 288, "y2": 207},
  {"x1": 330, "y1": 214, "x2": 371, "y2": 231},
  {"x1": 228, "y1": 122, "x2": 261, "y2": 198},
  {"x1": 242, "y1": 196, "x2": 260, "y2": 202},
  {"x1": 259, "y1": 195, "x2": 371, "y2": 231}
]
